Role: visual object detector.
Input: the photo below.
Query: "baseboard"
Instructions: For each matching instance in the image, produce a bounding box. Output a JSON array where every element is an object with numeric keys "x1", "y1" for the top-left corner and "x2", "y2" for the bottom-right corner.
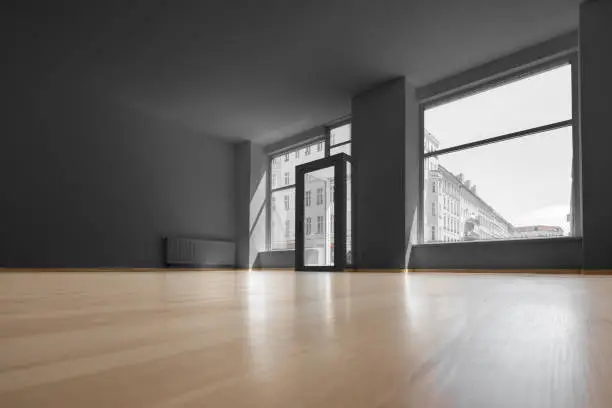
[
  {"x1": 0, "y1": 267, "x2": 237, "y2": 273},
  {"x1": 0, "y1": 267, "x2": 296, "y2": 273},
  {"x1": 581, "y1": 269, "x2": 612, "y2": 275},
  {"x1": 2, "y1": 268, "x2": 611, "y2": 275},
  {"x1": 407, "y1": 268, "x2": 584, "y2": 274}
]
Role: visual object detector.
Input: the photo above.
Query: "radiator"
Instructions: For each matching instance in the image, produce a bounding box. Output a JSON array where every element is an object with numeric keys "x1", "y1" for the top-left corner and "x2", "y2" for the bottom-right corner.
[{"x1": 164, "y1": 237, "x2": 235, "y2": 267}]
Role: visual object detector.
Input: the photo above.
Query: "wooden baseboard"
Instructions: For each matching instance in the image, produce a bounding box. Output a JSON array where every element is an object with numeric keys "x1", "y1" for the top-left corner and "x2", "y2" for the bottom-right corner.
[
  {"x1": 0, "y1": 267, "x2": 297, "y2": 273},
  {"x1": 2, "y1": 268, "x2": 611, "y2": 275},
  {"x1": 0, "y1": 267, "x2": 235, "y2": 273},
  {"x1": 581, "y1": 269, "x2": 612, "y2": 275},
  {"x1": 407, "y1": 268, "x2": 612, "y2": 275}
]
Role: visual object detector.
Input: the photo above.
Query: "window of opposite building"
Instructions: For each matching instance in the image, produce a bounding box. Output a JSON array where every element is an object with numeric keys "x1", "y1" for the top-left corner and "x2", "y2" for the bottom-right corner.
[
  {"x1": 421, "y1": 59, "x2": 578, "y2": 244},
  {"x1": 268, "y1": 119, "x2": 351, "y2": 251},
  {"x1": 317, "y1": 216, "x2": 324, "y2": 234}
]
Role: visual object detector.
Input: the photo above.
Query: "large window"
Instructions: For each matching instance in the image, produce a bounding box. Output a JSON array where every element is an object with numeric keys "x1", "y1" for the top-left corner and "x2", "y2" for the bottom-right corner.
[
  {"x1": 268, "y1": 120, "x2": 351, "y2": 251},
  {"x1": 421, "y1": 61, "x2": 578, "y2": 244},
  {"x1": 270, "y1": 141, "x2": 325, "y2": 250}
]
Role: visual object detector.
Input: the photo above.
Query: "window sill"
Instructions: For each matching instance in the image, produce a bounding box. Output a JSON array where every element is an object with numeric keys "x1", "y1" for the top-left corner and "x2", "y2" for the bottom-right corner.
[{"x1": 415, "y1": 236, "x2": 582, "y2": 248}]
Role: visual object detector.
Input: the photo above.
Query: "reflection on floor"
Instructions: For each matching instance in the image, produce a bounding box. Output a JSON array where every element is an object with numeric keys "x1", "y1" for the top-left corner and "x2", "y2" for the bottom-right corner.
[{"x1": 1, "y1": 270, "x2": 611, "y2": 407}]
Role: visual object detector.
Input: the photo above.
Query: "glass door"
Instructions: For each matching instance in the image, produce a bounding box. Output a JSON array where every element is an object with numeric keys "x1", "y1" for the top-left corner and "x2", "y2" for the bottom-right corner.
[{"x1": 296, "y1": 153, "x2": 354, "y2": 271}]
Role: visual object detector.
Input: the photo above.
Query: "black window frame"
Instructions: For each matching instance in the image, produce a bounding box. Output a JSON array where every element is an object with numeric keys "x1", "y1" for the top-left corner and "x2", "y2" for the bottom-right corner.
[{"x1": 417, "y1": 53, "x2": 581, "y2": 245}]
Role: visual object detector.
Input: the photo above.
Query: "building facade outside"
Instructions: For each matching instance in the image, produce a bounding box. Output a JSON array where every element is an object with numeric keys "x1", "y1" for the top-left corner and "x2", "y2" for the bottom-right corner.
[{"x1": 424, "y1": 131, "x2": 563, "y2": 242}]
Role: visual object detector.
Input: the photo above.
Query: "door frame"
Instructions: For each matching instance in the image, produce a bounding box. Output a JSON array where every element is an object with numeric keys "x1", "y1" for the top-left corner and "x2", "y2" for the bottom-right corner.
[{"x1": 295, "y1": 153, "x2": 355, "y2": 271}]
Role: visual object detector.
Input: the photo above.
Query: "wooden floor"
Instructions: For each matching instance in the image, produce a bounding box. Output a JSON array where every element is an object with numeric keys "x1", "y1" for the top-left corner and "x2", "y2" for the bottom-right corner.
[{"x1": 1, "y1": 271, "x2": 612, "y2": 407}]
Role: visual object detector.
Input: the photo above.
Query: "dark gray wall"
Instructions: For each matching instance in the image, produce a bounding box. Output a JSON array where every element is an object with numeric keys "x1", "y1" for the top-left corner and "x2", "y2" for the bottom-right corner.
[
  {"x1": 580, "y1": 0, "x2": 612, "y2": 270},
  {"x1": 417, "y1": 31, "x2": 578, "y2": 103},
  {"x1": 0, "y1": 79, "x2": 235, "y2": 268},
  {"x1": 264, "y1": 126, "x2": 327, "y2": 155},
  {"x1": 410, "y1": 238, "x2": 582, "y2": 270},
  {"x1": 352, "y1": 78, "x2": 407, "y2": 269}
]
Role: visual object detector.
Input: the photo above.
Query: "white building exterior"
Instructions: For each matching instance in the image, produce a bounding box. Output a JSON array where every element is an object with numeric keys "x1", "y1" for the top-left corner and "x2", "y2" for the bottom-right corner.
[{"x1": 424, "y1": 132, "x2": 562, "y2": 242}]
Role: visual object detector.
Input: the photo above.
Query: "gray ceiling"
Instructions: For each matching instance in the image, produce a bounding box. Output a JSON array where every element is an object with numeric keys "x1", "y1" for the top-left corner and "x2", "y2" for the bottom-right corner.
[{"x1": 8, "y1": 0, "x2": 580, "y2": 144}]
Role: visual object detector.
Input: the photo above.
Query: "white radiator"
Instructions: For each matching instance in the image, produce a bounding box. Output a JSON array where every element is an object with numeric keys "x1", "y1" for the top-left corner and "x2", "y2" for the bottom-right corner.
[{"x1": 164, "y1": 237, "x2": 235, "y2": 267}]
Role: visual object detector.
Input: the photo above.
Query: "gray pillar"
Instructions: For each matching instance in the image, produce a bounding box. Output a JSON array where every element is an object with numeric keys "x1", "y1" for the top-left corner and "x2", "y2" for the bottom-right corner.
[
  {"x1": 580, "y1": 0, "x2": 612, "y2": 269},
  {"x1": 404, "y1": 83, "x2": 421, "y2": 266},
  {"x1": 352, "y1": 78, "x2": 420, "y2": 269},
  {"x1": 234, "y1": 141, "x2": 268, "y2": 268}
]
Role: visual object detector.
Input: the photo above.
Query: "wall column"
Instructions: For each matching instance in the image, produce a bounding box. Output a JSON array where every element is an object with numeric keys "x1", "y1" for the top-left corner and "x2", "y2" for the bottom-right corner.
[
  {"x1": 580, "y1": 0, "x2": 612, "y2": 270},
  {"x1": 351, "y1": 78, "x2": 420, "y2": 269},
  {"x1": 234, "y1": 141, "x2": 268, "y2": 268}
]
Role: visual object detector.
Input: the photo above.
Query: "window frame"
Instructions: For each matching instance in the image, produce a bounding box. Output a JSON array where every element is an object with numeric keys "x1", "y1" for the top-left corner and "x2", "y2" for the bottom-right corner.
[
  {"x1": 417, "y1": 52, "x2": 581, "y2": 245},
  {"x1": 266, "y1": 117, "x2": 351, "y2": 251},
  {"x1": 328, "y1": 120, "x2": 352, "y2": 156}
]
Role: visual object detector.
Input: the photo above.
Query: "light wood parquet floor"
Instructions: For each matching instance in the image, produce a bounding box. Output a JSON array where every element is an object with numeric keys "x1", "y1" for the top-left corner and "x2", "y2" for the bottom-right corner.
[{"x1": 1, "y1": 270, "x2": 612, "y2": 407}]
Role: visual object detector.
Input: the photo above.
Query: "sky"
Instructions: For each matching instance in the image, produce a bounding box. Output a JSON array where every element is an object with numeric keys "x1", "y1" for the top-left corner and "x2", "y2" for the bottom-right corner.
[{"x1": 424, "y1": 64, "x2": 574, "y2": 234}]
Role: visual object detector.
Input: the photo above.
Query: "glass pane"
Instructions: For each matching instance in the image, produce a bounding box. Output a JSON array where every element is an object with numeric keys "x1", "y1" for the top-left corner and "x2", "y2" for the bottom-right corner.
[
  {"x1": 424, "y1": 64, "x2": 572, "y2": 152},
  {"x1": 330, "y1": 123, "x2": 351, "y2": 146},
  {"x1": 304, "y1": 166, "x2": 335, "y2": 266},
  {"x1": 423, "y1": 127, "x2": 573, "y2": 243},
  {"x1": 271, "y1": 140, "x2": 325, "y2": 189},
  {"x1": 271, "y1": 189, "x2": 295, "y2": 250},
  {"x1": 331, "y1": 143, "x2": 351, "y2": 156},
  {"x1": 346, "y1": 161, "x2": 352, "y2": 265}
]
